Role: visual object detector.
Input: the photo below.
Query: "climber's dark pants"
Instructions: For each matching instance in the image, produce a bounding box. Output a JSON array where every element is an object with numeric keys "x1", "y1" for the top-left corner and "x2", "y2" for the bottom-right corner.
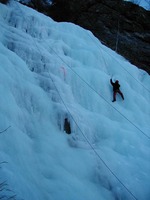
[{"x1": 113, "y1": 90, "x2": 124, "y2": 101}]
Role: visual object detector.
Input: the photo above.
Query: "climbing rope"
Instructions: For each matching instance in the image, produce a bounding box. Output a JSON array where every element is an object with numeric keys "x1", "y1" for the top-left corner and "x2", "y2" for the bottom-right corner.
[
  {"x1": 84, "y1": 13, "x2": 150, "y2": 92},
  {"x1": 0, "y1": 126, "x2": 11, "y2": 134},
  {"x1": 8, "y1": 2, "x2": 147, "y2": 199},
  {"x1": 86, "y1": 30, "x2": 150, "y2": 94},
  {"x1": 48, "y1": 71, "x2": 139, "y2": 200},
  {"x1": 13, "y1": 0, "x2": 150, "y2": 140},
  {"x1": 49, "y1": 47, "x2": 150, "y2": 140},
  {"x1": 115, "y1": 17, "x2": 120, "y2": 52}
]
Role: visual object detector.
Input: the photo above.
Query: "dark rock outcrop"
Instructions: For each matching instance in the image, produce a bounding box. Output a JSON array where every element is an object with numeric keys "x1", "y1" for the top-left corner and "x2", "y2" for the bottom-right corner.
[
  {"x1": 0, "y1": 0, "x2": 9, "y2": 4},
  {"x1": 19, "y1": 0, "x2": 150, "y2": 74}
]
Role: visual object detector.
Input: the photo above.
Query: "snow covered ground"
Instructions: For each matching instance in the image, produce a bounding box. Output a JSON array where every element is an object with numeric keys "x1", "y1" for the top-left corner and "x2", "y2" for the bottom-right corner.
[
  {"x1": 125, "y1": 0, "x2": 150, "y2": 10},
  {"x1": 0, "y1": 1, "x2": 150, "y2": 200}
]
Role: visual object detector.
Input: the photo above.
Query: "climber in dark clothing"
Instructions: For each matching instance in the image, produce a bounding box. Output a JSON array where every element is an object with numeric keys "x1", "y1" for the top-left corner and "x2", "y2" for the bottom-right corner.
[{"x1": 110, "y1": 79, "x2": 124, "y2": 102}]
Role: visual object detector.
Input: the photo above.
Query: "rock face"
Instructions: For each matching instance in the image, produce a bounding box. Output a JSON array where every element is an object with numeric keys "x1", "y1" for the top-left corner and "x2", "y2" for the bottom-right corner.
[{"x1": 48, "y1": 0, "x2": 150, "y2": 74}]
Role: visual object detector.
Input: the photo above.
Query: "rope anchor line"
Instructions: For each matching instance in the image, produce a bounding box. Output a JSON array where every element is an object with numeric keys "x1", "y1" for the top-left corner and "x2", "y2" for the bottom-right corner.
[
  {"x1": 0, "y1": 126, "x2": 11, "y2": 134},
  {"x1": 10, "y1": 3, "x2": 145, "y2": 199}
]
